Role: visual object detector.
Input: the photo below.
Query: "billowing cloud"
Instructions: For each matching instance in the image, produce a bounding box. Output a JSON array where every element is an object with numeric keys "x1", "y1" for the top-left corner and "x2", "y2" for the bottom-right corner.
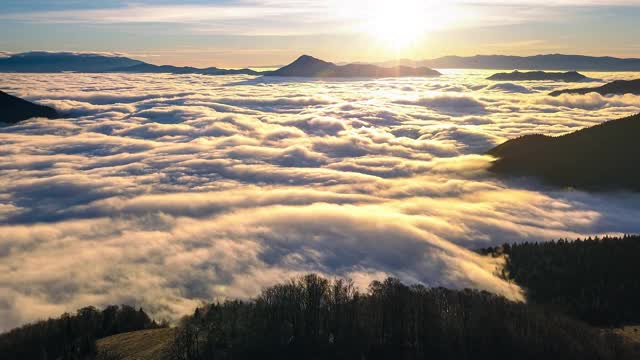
[
  {"x1": 395, "y1": 94, "x2": 488, "y2": 115},
  {"x1": 538, "y1": 92, "x2": 640, "y2": 110},
  {"x1": 1, "y1": 70, "x2": 640, "y2": 332},
  {"x1": 487, "y1": 82, "x2": 532, "y2": 94}
]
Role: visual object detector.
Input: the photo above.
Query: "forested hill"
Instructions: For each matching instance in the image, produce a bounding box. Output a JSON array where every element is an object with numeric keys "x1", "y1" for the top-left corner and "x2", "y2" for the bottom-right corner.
[
  {"x1": 487, "y1": 113, "x2": 640, "y2": 191},
  {"x1": 550, "y1": 79, "x2": 640, "y2": 96},
  {"x1": 2, "y1": 271, "x2": 640, "y2": 359},
  {"x1": 168, "y1": 274, "x2": 637, "y2": 360},
  {"x1": 486, "y1": 235, "x2": 640, "y2": 326},
  {"x1": 0, "y1": 305, "x2": 161, "y2": 360}
]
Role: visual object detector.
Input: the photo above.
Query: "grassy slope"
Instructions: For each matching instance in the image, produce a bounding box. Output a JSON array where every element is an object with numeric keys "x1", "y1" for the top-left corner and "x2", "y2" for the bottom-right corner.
[
  {"x1": 615, "y1": 326, "x2": 640, "y2": 345},
  {"x1": 96, "y1": 328, "x2": 175, "y2": 360}
]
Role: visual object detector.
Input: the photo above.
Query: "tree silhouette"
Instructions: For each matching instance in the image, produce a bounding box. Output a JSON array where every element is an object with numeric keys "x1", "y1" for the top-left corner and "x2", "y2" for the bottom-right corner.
[{"x1": 169, "y1": 274, "x2": 638, "y2": 360}]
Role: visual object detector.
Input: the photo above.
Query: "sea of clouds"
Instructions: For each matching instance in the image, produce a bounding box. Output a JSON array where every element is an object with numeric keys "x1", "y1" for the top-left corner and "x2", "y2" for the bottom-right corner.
[{"x1": 1, "y1": 70, "x2": 640, "y2": 331}]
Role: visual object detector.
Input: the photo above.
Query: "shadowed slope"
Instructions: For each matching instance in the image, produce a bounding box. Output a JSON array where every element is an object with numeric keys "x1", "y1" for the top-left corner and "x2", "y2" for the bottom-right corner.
[
  {"x1": 0, "y1": 90, "x2": 58, "y2": 124},
  {"x1": 486, "y1": 235, "x2": 640, "y2": 326},
  {"x1": 550, "y1": 79, "x2": 640, "y2": 96},
  {"x1": 488, "y1": 113, "x2": 640, "y2": 191},
  {"x1": 168, "y1": 274, "x2": 636, "y2": 360}
]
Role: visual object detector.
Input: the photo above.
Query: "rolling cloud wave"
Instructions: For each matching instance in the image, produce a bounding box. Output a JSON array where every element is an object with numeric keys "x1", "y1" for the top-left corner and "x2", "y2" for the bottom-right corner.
[{"x1": 1, "y1": 70, "x2": 640, "y2": 331}]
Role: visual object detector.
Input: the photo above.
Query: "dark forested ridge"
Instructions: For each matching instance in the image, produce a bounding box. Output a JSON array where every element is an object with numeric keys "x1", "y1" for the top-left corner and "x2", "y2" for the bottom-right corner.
[
  {"x1": 168, "y1": 274, "x2": 636, "y2": 360},
  {"x1": 487, "y1": 113, "x2": 640, "y2": 191},
  {"x1": 550, "y1": 79, "x2": 640, "y2": 96},
  {"x1": 487, "y1": 70, "x2": 586, "y2": 82},
  {"x1": 2, "y1": 273, "x2": 639, "y2": 359},
  {"x1": 1, "y1": 90, "x2": 58, "y2": 124},
  {"x1": 0, "y1": 305, "x2": 161, "y2": 360},
  {"x1": 483, "y1": 235, "x2": 640, "y2": 327}
]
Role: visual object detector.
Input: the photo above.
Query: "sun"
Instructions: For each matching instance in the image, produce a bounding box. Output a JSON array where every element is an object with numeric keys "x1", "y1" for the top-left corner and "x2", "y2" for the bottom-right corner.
[
  {"x1": 364, "y1": 0, "x2": 423, "y2": 49},
  {"x1": 361, "y1": 0, "x2": 455, "y2": 51}
]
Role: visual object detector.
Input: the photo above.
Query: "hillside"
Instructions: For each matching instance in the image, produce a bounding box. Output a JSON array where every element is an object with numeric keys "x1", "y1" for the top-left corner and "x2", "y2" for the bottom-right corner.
[
  {"x1": 1, "y1": 90, "x2": 58, "y2": 124},
  {"x1": 487, "y1": 70, "x2": 586, "y2": 82},
  {"x1": 487, "y1": 113, "x2": 640, "y2": 191},
  {"x1": 96, "y1": 328, "x2": 175, "y2": 360},
  {"x1": 484, "y1": 235, "x2": 640, "y2": 326},
  {"x1": 166, "y1": 274, "x2": 636, "y2": 360},
  {"x1": 0, "y1": 305, "x2": 160, "y2": 360},
  {"x1": 550, "y1": 79, "x2": 640, "y2": 96},
  {"x1": 3, "y1": 271, "x2": 640, "y2": 359},
  {"x1": 616, "y1": 326, "x2": 640, "y2": 345},
  {"x1": 266, "y1": 55, "x2": 441, "y2": 78}
]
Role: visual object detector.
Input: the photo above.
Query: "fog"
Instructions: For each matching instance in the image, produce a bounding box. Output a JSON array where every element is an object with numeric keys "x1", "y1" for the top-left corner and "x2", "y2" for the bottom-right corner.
[{"x1": 1, "y1": 70, "x2": 640, "y2": 331}]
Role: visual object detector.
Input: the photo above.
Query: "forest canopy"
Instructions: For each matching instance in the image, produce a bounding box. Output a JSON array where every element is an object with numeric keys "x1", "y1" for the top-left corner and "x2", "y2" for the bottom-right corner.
[
  {"x1": 0, "y1": 304, "x2": 160, "y2": 360},
  {"x1": 490, "y1": 235, "x2": 640, "y2": 326},
  {"x1": 168, "y1": 274, "x2": 637, "y2": 360}
]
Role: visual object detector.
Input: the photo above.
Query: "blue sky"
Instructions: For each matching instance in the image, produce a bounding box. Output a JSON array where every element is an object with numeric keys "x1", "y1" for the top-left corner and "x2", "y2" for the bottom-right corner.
[{"x1": 1, "y1": 0, "x2": 640, "y2": 67}]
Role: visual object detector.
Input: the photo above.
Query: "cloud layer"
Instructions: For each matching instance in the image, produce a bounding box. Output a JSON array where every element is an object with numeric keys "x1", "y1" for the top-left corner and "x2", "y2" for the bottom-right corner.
[{"x1": 1, "y1": 70, "x2": 640, "y2": 331}]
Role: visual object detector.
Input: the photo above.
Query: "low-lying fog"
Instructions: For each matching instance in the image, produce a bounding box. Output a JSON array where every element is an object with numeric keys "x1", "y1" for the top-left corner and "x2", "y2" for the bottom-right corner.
[{"x1": 1, "y1": 70, "x2": 640, "y2": 330}]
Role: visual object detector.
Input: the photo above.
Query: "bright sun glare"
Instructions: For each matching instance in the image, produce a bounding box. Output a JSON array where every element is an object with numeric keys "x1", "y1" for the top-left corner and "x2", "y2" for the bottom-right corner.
[
  {"x1": 366, "y1": 0, "x2": 423, "y2": 49},
  {"x1": 362, "y1": 0, "x2": 456, "y2": 50}
]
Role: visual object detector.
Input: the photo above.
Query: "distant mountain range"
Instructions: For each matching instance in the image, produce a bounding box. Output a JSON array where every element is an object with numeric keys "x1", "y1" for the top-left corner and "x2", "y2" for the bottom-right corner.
[
  {"x1": 0, "y1": 52, "x2": 258, "y2": 75},
  {"x1": 0, "y1": 52, "x2": 440, "y2": 78},
  {"x1": 5, "y1": 52, "x2": 640, "y2": 76},
  {"x1": 0, "y1": 90, "x2": 58, "y2": 124},
  {"x1": 550, "y1": 79, "x2": 640, "y2": 96},
  {"x1": 106, "y1": 62, "x2": 259, "y2": 75},
  {"x1": 0, "y1": 52, "x2": 143, "y2": 73},
  {"x1": 380, "y1": 54, "x2": 640, "y2": 71},
  {"x1": 487, "y1": 70, "x2": 587, "y2": 82},
  {"x1": 487, "y1": 113, "x2": 640, "y2": 191},
  {"x1": 264, "y1": 55, "x2": 441, "y2": 78}
]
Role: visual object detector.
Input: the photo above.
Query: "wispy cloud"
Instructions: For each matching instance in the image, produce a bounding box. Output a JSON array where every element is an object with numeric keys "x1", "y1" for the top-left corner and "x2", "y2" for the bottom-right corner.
[{"x1": 3, "y1": 0, "x2": 634, "y2": 35}]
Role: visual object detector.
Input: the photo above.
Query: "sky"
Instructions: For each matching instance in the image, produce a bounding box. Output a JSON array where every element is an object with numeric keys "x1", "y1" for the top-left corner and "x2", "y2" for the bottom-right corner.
[{"x1": 1, "y1": 0, "x2": 640, "y2": 67}]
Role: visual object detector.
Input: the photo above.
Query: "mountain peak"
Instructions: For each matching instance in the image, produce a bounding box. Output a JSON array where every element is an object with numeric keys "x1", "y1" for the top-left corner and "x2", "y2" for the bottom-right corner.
[
  {"x1": 267, "y1": 55, "x2": 440, "y2": 78},
  {"x1": 268, "y1": 55, "x2": 336, "y2": 77},
  {"x1": 291, "y1": 55, "x2": 333, "y2": 66}
]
